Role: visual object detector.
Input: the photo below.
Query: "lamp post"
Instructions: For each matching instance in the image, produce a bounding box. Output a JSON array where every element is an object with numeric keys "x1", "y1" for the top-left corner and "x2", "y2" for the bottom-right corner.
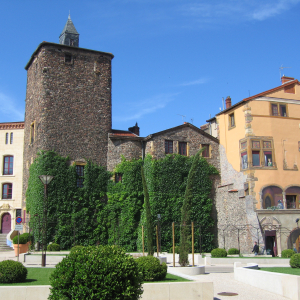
[
  {"x1": 39, "y1": 175, "x2": 54, "y2": 267},
  {"x1": 157, "y1": 214, "x2": 161, "y2": 253}
]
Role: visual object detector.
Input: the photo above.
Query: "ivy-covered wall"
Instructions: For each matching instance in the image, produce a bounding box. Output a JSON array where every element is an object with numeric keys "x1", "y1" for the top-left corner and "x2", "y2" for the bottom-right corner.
[{"x1": 26, "y1": 151, "x2": 218, "y2": 251}]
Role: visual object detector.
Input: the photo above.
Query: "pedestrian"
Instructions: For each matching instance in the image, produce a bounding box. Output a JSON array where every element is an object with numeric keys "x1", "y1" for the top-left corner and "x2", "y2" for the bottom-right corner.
[{"x1": 252, "y1": 241, "x2": 259, "y2": 256}]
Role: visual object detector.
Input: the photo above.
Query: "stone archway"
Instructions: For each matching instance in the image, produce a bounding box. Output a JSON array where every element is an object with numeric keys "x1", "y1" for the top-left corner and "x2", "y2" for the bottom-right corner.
[
  {"x1": 287, "y1": 228, "x2": 300, "y2": 250},
  {"x1": 260, "y1": 216, "x2": 281, "y2": 256}
]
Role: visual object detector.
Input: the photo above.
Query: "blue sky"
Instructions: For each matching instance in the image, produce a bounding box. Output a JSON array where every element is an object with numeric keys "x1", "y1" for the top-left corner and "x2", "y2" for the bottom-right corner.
[{"x1": 0, "y1": 0, "x2": 300, "y2": 136}]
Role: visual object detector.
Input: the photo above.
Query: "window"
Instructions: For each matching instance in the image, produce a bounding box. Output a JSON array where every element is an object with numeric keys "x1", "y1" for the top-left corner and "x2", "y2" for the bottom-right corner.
[
  {"x1": 201, "y1": 144, "x2": 210, "y2": 158},
  {"x1": 2, "y1": 183, "x2": 12, "y2": 199},
  {"x1": 76, "y1": 165, "x2": 84, "y2": 187},
  {"x1": 240, "y1": 138, "x2": 275, "y2": 169},
  {"x1": 229, "y1": 113, "x2": 235, "y2": 128},
  {"x1": 5, "y1": 133, "x2": 8, "y2": 144},
  {"x1": 10, "y1": 133, "x2": 13, "y2": 144},
  {"x1": 65, "y1": 54, "x2": 72, "y2": 63},
  {"x1": 3, "y1": 156, "x2": 13, "y2": 175},
  {"x1": 241, "y1": 152, "x2": 248, "y2": 169},
  {"x1": 115, "y1": 173, "x2": 122, "y2": 183},
  {"x1": 69, "y1": 39, "x2": 74, "y2": 46},
  {"x1": 178, "y1": 142, "x2": 187, "y2": 156},
  {"x1": 165, "y1": 140, "x2": 173, "y2": 154},
  {"x1": 30, "y1": 122, "x2": 35, "y2": 144},
  {"x1": 287, "y1": 195, "x2": 297, "y2": 209},
  {"x1": 16, "y1": 209, "x2": 21, "y2": 218},
  {"x1": 252, "y1": 151, "x2": 260, "y2": 166},
  {"x1": 271, "y1": 103, "x2": 287, "y2": 117}
]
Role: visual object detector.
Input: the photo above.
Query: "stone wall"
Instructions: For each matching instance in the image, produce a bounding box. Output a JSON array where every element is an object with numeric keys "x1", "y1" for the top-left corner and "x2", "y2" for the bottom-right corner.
[
  {"x1": 145, "y1": 125, "x2": 220, "y2": 171},
  {"x1": 107, "y1": 137, "x2": 143, "y2": 171},
  {"x1": 213, "y1": 145, "x2": 263, "y2": 253},
  {"x1": 23, "y1": 42, "x2": 113, "y2": 206}
]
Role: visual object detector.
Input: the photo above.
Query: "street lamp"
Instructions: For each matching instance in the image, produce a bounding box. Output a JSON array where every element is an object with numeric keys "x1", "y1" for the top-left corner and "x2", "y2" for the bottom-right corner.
[{"x1": 39, "y1": 175, "x2": 54, "y2": 267}]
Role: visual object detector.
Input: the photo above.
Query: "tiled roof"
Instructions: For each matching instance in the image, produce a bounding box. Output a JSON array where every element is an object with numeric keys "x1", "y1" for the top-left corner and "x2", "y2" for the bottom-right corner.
[
  {"x1": 110, "y1": 129, "x2": 137, "y2": 137},
  {"x1": 0, "y1": 122, "x2": 24, "y2": 130}
]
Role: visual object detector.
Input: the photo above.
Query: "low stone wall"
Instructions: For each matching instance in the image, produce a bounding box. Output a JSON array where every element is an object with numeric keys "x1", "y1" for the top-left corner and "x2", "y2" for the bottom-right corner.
[
  {"x1": 234, "y1": 264, "x2": 300, "y2": 300},
  {"x1": 0, "y1": 282, "x2": 214, "y2": 300},
  {"x1": 24, "y1": 254, "x2": 66, "y2": 265}
]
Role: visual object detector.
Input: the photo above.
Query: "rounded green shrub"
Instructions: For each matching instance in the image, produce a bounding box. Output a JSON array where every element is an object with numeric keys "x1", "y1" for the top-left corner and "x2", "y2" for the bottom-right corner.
[
  {"x1": 0, "y1": 260, "x2": 27, "y2": 283},
  {"x1": 12, "y1": 235, "x2": 27, "y2": 244},
  {"x1": 290, "y1": 253, "x2": 300, "y2": 268},
  {"x1": 211, "y1": 248, "x2": 227, "y2": 258},
  {"x1": 169, "y1": 246, "x2": 180, "y2": 254},
  {"x1": 20, "y1": 233, "x2": 32, "y2": 243},
  {"x1": 49, "y1": 245, "x2": 142, "y2": 300},
  {"x1": 47, "y1": 243, "x2": 60, "y2": 251},
  {"x1": 228, "y1": 248, "x2": 240, "y2": 255},
  {"x1": 136, "y1": 256, "x2": 167, "y2": 281},
  {"x1": 70, "y1": 245, "x2": 84, "y2": 254},
  {"x1": 282, "y1": 249, "x2": 295, "y2": 258}
]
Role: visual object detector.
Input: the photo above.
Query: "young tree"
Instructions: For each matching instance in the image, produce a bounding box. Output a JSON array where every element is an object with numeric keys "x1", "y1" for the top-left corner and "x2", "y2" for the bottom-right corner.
[
  {"x1": 179, "y1": 150, "x2": 201, "y2": 266},
  {"x1": 141, "y1": 166, "x2": 154, "y2": 256}
]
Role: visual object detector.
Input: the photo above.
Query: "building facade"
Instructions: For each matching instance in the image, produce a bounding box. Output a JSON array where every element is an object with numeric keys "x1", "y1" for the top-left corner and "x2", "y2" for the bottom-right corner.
[
  {"x1": 0, "y1": 122, "x2": 24, "y2": 243},
  {"x1": 209, "y1": 76, "x2": 300, "y2": 254}
]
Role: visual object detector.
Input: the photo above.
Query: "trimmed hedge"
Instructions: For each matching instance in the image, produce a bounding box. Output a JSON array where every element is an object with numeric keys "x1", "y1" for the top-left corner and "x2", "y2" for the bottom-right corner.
[
  {"x1": 47, "y1": 243, "x2": 60, "y2": 251},
  {"x1": 12, "y1": 235, "x2": 28, "y2": 245},
  {"x1": 49, "y1": 245, "x2": 142, "y2": 300},
  {"x1": 0, "y1": 260, "x2": 27, "y2": 283},
  {"x1": 290, "y1": 253, "x2": 300, "y2": 268},
  {"x1": 136, "y1": 256, "x2": 167, "y2": 281},
  {"x1": 169, "y1": 246, "x2": 180, "y2": 254},
  {"x1": 282, "y1": 249, "x2": 296, "y2": 258},
  {"x1": 228, "y1": 248, "x2": 240, "y2": 255},
  {"x1": 211, "y1": 248, "x2": 227, "y2": 258},
  {"x1": 70, "y1": 245, "x2": 84, "y2": 254}
]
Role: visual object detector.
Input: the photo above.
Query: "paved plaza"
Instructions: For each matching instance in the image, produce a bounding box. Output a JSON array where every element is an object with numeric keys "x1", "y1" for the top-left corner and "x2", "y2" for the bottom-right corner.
[{"x1": 0, "y1": 250, "x2": 293, "y2": 299}]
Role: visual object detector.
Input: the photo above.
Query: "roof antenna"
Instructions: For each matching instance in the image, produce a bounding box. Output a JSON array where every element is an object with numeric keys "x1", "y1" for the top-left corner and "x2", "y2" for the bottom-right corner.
[
  {"x1": 191, "y1": 118, "x2": 193, "y2": 124},
  {"x1": 177, "y1": 114, "x2": 186, "y2": 123},
  {"x1": 279, "y1": 65, "x2": 291, "y2": 81}
]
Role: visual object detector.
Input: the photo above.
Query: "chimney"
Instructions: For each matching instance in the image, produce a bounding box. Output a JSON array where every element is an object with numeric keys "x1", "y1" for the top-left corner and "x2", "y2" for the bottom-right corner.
[
  {"x1": 281, "y1": 76, "x2": 294, "y2": 85},
  {"x1": 225, "y1": 96, "x2": 231, "y2": 109},
  {"x1": 128, "y1": 122, "x2": 140, "y2": 136}
]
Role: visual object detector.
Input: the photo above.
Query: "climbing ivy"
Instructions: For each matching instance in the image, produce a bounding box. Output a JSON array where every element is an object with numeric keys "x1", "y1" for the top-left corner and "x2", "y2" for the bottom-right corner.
[{"x1": 26, "y1": 150, "x2": 111, "y2": 249}]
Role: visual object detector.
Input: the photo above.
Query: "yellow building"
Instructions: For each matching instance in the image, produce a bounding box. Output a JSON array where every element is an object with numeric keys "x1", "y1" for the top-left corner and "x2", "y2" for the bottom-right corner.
[
  {"x1": 0, "y1": 122, "x2": 24, "y2": 248},
  {"x1": 213, "y1": 76, "x2": 300, "y2": 255}
]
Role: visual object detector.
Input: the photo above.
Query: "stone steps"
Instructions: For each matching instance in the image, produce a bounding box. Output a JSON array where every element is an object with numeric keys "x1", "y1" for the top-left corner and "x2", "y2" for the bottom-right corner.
[{"x1": 0, "y1": 234, "x2": 13, "y2": 252}]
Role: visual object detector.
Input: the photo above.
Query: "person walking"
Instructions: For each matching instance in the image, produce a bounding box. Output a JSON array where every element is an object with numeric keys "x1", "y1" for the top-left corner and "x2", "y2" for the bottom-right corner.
[{"x1": 252, "y1": 241, "x2": 259, "y2": 256}]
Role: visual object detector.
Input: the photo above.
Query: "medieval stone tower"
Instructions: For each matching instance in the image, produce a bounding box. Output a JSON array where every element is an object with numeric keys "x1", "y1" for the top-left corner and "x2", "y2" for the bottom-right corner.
[{"x1": 22, "y1": 16, "x2": 114, "y2": 205}]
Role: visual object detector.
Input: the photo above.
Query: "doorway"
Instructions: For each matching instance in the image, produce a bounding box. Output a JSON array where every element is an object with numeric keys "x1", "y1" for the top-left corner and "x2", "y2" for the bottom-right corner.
[
  {"x1": 265, "y1": 230, "x2": 277, "y2": 256},
  {"x1": 1, "y1": 213, "x2": 11, "y2": 234}
]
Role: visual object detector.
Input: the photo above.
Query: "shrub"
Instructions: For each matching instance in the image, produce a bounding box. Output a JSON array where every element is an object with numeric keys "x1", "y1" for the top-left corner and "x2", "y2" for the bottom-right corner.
[
  {"x1": 290, "y1": 253, "x2": 300, "y2": 268},
  {"x1": 20, "y1": 233, "x2": 33, "y2": 243},
  {"x1": 0, "y1": 260, "x2": 27, "y2": 283},
  {"x1": 228, "y1": 248, "x2": 240, "y2": 255},
  {"x1": 282, "y1": 249, "x2": 295, "y2": 258},
  {"x1": 49, "y1": 245, "x2": 142, "y2": 300},
  {"x1": 70, "y1": 245, "x2": 84, "y2": 254},
  {"x1": 47, "y1": 243, "x2": 60, "y2": 251},
  {"x1": 169, "y1": 246, "x2": 180, "y2": 254},
  {"x1": 12, "y1": 235, "x2": 27, "y2": 244},
  {"x1": 136, "y1": 256, "x2": 167, "y2": 281},
  {"x1": 211, "y1": 248, "x2": 227, "y2": 258}
]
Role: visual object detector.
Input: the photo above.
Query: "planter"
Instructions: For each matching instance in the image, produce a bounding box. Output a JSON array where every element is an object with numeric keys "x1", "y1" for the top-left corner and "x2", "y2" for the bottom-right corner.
[
  {"x1": 170, "y1": 266, "x2": 205, "y2": 275},
  {"x1": 13, "y1": 243, "x2": 29, "y2": 256}
]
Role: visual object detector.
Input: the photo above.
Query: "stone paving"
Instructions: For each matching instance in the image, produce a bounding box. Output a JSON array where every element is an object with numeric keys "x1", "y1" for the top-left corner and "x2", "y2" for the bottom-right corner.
[{"x1": 0, "y1": 250, "x2": 293, "y2": 299}]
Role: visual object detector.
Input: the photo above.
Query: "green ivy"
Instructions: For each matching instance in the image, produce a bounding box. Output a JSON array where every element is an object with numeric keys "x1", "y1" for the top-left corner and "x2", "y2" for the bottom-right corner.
[{"x1": 26, "y1": 150, "x2": 111, "y2": 249}]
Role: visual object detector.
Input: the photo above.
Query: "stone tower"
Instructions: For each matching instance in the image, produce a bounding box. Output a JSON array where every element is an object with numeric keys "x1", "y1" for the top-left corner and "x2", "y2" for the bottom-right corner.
[{"x1": 22, "y1": 16, "x2": 114, "y2": 205}]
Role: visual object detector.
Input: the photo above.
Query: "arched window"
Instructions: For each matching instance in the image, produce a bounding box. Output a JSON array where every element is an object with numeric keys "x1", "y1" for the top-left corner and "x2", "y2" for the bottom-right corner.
[
  {"x1": 2, "y1": 183, "x2": 12, "y2": 199},
  {"x1": 264, "y1": 196, "x2": 272, "y2": 209},
  {"x1": 3, "y1": 156, "x2": 13, "y2": 175}
]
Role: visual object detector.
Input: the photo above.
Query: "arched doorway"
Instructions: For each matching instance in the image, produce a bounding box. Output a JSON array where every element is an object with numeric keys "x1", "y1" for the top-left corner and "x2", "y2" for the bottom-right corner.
[
  {"x1": 1, "y1": 213, "x2": 11, "y2": 234},
  {"x1": 261, "y1": 186, "x2": 283, "y2": 209},
  {"x1": 287, "y1": 228, "x2": 300, "y2": 250}
]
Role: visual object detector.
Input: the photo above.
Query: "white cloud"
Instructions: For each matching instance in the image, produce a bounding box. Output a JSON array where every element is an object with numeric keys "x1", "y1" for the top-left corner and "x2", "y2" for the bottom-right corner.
[
  {"x1": 0, "y1": 92, "x2": 24, "y2": 121},
  {"x1": 251, "y1": 0, "x2": 300, "y2": 21},
  {"x1": 180, "y1": 78, "x2": 208, "y2": 86},
  {"x1": 115, "y1": 93, "x2": 178, "y2": 121}
]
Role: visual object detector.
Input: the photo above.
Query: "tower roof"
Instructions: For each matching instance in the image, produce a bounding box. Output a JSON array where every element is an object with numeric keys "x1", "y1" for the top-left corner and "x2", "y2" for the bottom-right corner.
[{"x1": 60, "y1": 14, "x2": 79, "y2": 36}]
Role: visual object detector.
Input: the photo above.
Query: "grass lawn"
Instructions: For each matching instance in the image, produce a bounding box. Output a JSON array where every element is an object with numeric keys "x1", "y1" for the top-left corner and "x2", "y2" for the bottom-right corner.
[
  {"x1": 260, "y1": 267, "x2": 300, "y2": 275},
  {"x1": 0, "y1": 268, "x2": 189, "y2": 286},
  {"x1": 0, "y1": 268, "x2": 55, "y2": 286}
]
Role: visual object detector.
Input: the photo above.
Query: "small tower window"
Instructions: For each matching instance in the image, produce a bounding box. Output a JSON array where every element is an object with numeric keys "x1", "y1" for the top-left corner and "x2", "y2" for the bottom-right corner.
[
  {"x1": 30, "y1": 122, "x2": 35, "y2": 144},
  {"x1": 65, "y1": 54, "x2": 72, "y2": 63},
  {"x1": 10, "y1": 133, "x2": 13, "y2": 144},
  {"x1": 5, "y1": 133, "x2": 8, "y2": 144}
]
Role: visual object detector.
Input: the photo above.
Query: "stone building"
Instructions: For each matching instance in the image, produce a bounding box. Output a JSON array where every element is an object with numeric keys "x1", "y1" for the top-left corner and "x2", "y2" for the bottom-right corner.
[
  {"x1": 0, "y1": 122, "x2": 24, "y2": 246},
  {"x1": 107, "y1": 122, "x2": 220, "y2": 172},
  {"x1": 22, "y1": 16, "x2": 114, "y2": 208}
]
